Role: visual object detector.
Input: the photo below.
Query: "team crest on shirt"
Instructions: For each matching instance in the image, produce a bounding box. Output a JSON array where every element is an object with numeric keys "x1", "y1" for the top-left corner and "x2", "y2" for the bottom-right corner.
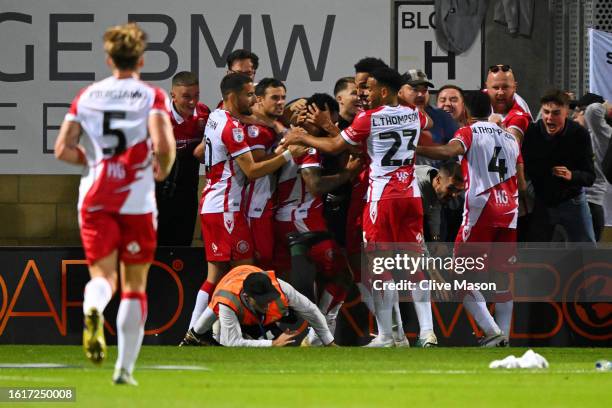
[
  {"x1": 247, "y1": 125, "x2": 259, "y2": 138},
  {"x1": 126, "y1": 241, "x2": 141, "y2": 255},
  {"x1": 236, "y1": 240, "x2": 250, "y2": 254},
  {"x1": 232, "y1": 128, "x2": 245, "y2": 143},
  {"x1": 369, "y1": 203, "x2": 378, "y2": 224}
]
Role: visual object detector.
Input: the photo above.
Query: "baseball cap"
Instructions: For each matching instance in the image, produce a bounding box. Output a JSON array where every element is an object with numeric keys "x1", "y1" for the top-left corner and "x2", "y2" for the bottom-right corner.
[
  {"x1": 243, "y1": 272, "x2": 280, "y2": 306},
  {"x1": 401, "y1": 69, "x2": 434, "y2": 88}
]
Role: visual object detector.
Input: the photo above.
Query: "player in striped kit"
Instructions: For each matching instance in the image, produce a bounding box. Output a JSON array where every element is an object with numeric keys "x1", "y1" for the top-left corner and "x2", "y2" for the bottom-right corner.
[
  {"x1": 183, "y1": 73, "x2": 306, "y2": 342},
  {"x1": 54, "y1": 23, "x2": 176, "y2": 384},
  {"x1": 416, "y1": 91, "x2": 527, "y2": 346},
  {"x1": 283, "y1": 67, "x2": 433, "y2": 347}
]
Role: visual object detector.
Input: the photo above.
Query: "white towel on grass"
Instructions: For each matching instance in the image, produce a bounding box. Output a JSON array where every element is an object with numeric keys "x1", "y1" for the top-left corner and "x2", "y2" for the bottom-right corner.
[{"x1": 489, "y1": 349, "x2": 549, "y2": 369}]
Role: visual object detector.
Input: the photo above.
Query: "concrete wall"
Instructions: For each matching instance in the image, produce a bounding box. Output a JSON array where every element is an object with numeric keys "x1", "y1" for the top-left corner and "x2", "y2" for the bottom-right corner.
[
  {"x1": 0, "y1": 175, "x2": 205, "y2": 246},
  {"x1": 484, "y1": 0, "x2": 551, "y2": 111}
]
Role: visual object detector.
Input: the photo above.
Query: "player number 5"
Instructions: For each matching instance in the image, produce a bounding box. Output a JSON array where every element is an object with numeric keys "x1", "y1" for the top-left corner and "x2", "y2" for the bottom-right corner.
[{"x1": 102, "y1": 110, "x2": 127, "y2": 156}]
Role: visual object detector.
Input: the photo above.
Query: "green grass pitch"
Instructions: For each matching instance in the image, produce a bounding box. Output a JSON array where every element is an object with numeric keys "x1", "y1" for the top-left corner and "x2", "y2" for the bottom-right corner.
[{"x1": 0, "y1": 346, "x2": 610, "y2": 407}]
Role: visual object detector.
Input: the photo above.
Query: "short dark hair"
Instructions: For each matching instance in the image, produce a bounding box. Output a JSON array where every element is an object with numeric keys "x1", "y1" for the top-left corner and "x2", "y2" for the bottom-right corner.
[
  {"x1": 226, "y1": 49, "x2": 259, "y2": 70},
  {"x1": 306, "y1": 93, "x2": 339, "y2": 114},
  {"x1": 369, "y1": 67, "x2": 403, "y2": 93},
  {"x1": 333, "y1": 77, "x2": 355, "y2": 96},
  {"x1": 220, "y1": 73, "x2": 252, "y2": 99},
  {"x1": 172, "y1": 71, "x2": 198, "y2": 87},
  {"x1": 255, "y1": 77, "x2": 286, "y2": 97},
  {"x1": 466, "y1": 91, "x2": 492, "y2": 119},
  {"x1": 438, "y1": 160, "x2": 463, "y2": 182},
  {"x1": 540, "y1": 89, "x2": 570, "y2": 107},
  {"x1": 438, "y1": 84, "x2": 465, "y2": 100},
  {"x1": 354, "y1": 57, "x2": 388, "y2": 74}
]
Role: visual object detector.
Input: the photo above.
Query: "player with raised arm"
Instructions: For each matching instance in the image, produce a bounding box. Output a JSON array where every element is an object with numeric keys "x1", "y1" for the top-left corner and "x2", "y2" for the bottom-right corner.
[
  {"x1": 54, "y1": 23, "x2": 175, "y2": 385},
  {"x1": 182, "y1": 73, "x2": 306, "y2": 342},
  {"x1": 416, "y1": 91, "x2": 527, "y2": 346},
  {"x1": 283, "y1": 67, "x2": 432, "y2": 347}
]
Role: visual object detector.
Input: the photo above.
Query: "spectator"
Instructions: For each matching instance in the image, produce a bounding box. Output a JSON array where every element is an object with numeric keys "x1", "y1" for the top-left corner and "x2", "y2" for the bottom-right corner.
[
  {"x1": 485, "y1": 64, "x2": 532, "y2": 143},
  {"x1": 414, "y1": 161, "x2": 464, "y2": 243},
  {"x1": 156, "y1": 71, "x2": 210, "y2": 246},
  {"x1": 399, "y1": 69, "x2": 459, "y2": 166},
  {"x1": 522, "y1": 89, "x2": 596, "y2": 243},
  {"x1": 226, "y1": 49, "x2": 259, "y2": 80},
  {"x1": 437, "y1": 84, "x2": 470, "y2": 127},
  {"x1": 574, "y1": 93, "x2": 612, "y2": 241}
]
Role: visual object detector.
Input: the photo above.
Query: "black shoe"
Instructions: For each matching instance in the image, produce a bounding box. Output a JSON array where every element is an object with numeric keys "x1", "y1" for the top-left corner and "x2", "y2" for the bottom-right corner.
[
  {"x1": 287, "y1": 231, "x2": 332, "y2": 249},
  {"x1": 179, "y1": 328, "x2": 220, "y2": 347}
]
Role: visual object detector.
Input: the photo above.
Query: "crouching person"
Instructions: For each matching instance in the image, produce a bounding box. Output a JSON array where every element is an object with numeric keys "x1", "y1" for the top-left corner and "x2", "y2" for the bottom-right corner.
[{"x1": 182, "y1": 265, "x2": 336, "y2": 347}]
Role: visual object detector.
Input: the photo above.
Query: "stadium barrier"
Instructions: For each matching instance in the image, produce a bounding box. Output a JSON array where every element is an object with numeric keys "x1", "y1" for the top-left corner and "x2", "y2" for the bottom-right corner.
[{"x1": 0, "y1": 247, "x2": 609, "y2": 346}]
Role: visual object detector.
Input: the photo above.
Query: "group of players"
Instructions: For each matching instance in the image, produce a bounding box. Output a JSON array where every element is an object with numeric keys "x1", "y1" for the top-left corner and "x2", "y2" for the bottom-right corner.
[{"x1": 55, "y1": 23, "x2": 532, "y2": 384}]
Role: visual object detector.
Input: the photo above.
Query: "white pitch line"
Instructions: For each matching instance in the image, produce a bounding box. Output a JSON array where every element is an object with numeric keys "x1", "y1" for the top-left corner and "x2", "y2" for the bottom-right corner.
[
  {"x1": 0, "y1": 363, "x2": 75, "y2": 369},
  {"x1": 141, "y1": 365, "x2": 210, "y2": 371},
  {"x1": 252, "y1": 369, "x2": 599, "y2": 375},
  {"x1": 0, "y1": 375, "x2": 67, "y2": 382}
]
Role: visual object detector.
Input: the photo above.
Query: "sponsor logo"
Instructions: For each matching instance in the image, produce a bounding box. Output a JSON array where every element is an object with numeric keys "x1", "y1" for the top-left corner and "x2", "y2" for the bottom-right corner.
[
  {"x1": 416, "y1": 232, "x2": 423, "y2": 243},
  {"x1": 308, "y1": 147, "x2": 317, "y2": 155},
  {"x1": 461, "y1": 225, "x2": 471, "y2": 241},
  {"x1": 237, "y1": 240, "x2": 250, "y2": 254},
  {"x1": 126, "y1": 241, "x2": 141, "y2": 255},
  {"x1": 247, "y1": 125, "x2": 259, "y2": 138},
  {"x1": 211, "y1": 242, "x2": 218, "y2": 253},
  {"x1": 396, "y1": 171, "x2": 409, "y2": 183},
  {"x1": 232, "y1": 128, "x2": 245, "y2": 143}
]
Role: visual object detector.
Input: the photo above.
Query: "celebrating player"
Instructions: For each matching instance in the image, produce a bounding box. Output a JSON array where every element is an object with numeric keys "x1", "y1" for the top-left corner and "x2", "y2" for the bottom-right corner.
[
  {"x1": 244, "y1": 78, "x2": 288, "y2": 270},
  {"x1": 184, "y1": 73, "x2": 306, "y2": 338},
  {"x1": 54, "y1": 23, "x2": 176, "y2": 384},
  {"x1": 283, "y1": 67, "x2": 433, "y2": 347},
  {"x1": 416, "y1": 90, "x2": 526, "y2": 346}
]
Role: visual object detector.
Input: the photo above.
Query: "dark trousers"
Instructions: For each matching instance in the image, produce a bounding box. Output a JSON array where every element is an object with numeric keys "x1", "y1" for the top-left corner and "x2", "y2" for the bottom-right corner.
[
  {"x1": 527, "y1": 193, "x2": 596, "y2": 243},
  {"x1": 588, "y1": 202, "x2": 604, "y2": 242},
  {"x1": 156, "y1": 187, "x2": 199, "y2": 246}
]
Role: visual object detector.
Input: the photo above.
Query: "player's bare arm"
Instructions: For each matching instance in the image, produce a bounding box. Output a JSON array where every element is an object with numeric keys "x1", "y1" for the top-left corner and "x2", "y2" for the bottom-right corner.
[
  {"x1": 301, "y1": 155, "x2": 361, "y2": 196},
  {"x1": 416, "y1": 139, "x2": 465, "y2": 160},
  {"x1": 283, "y1": 130, "x2": 349, "y2": 155},
  {"x1": 148, "y1": 112, "x2": 176, "y2": 181},
  {"x1": 54, "y1": 120, "x2": 86, "y2": 165},
  {"x1": 235, "y1": 140, "x2": 307, "y2": 180}
]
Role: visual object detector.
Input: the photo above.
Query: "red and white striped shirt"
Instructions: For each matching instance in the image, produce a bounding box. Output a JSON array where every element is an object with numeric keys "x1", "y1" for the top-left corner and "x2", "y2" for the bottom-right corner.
[
  {"x1": 452, "y1": 121, "x2": 522, "y2": 228},
  {"x1": 244, "y1": 124, "x2": 279, "y2": 218},
  {"x1": 341, "y1": 104, "x2": 428, "y2": 202},
  {"x1": 275, "y1": 148, "x2": 322, "y2": 222},
  {"x1": 65, "y1": 75, "x2": 169, "y2": 215},
  {"x1": 200, "y1": 109, "x2": 252, "y2": 214}
]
